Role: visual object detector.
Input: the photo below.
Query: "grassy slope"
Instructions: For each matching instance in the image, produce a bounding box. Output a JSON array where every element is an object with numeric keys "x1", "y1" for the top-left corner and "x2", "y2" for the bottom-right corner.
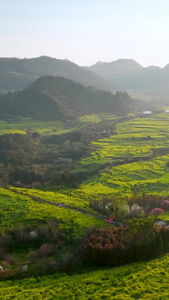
[
  {"x1": 0, "y1": 188, "x2": 104, "y2": 236},
  {"x1": 11, "y1": 187, "x2": 93, "y2": 212},
  {"x1": 1, "y1": 254, "x2": 169, "y2": 299}
]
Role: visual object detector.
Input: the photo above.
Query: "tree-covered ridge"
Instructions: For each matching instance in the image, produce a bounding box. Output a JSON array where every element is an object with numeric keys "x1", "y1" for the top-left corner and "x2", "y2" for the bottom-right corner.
[
  {"x1": 0, "y1": 76, "x2": 141, "y2": 121},
  {"x1": 0, "y1": 56, "x2": 115, "y2": 92}
]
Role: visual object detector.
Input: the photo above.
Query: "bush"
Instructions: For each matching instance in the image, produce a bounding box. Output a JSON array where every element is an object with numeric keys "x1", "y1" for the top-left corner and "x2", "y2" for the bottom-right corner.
[
  {"x1": 150, "y1": 208, "x2": 164, "y2": 215},
  {"x1": 89, "y1": 197, "x2": 112, "y2": 215},
  {"x1": 38, "y1": 243, "x2": 55, "y2": 257},
  {"x1": 109, "y1": 199, "x2": 129, "y2": 220}
]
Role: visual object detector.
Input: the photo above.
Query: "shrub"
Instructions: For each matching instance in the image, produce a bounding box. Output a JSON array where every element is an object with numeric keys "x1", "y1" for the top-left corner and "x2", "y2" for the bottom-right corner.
[
  {"x1": 32, "y1": 257, "x2": 57, "y2": 276},
  {"x1": 38, "y1": 243, "x2": 55, "y2": 257},
  {"x1": 0, "y1": 268, "x2": 15, "y2": 280},
  {"x1": 150, "y1": 208, "x2": 164, "y2": 215},
  {"x1": 109, "y1": 199, "x2": 129, "y2": 220},
  {"x1": 160, "y1": 200, "x2": 169, "y2": 211},
  {"x1": 89, "y1": 197, "x2": 112, "y2": 215}
]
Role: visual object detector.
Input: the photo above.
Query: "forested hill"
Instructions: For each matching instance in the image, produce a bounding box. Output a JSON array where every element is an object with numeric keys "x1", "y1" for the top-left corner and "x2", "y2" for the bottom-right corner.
[
  {"x1": 0, "y1": 56, "x2": 115, "y2": 92},
  {"x1": 0, "y1": 76, "x2": 142, "y2": 121}
]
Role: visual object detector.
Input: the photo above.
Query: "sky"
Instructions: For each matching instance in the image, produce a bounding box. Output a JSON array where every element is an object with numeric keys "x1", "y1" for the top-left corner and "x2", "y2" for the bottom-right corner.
[{"x1": 1, "y1": 0, "x2": 169, "y2": 67}]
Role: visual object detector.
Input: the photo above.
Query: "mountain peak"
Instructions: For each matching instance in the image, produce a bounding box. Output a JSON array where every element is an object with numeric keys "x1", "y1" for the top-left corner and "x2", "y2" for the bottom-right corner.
[
  {"x1": 88, "y1": 58, "x2": 143, "y2": 79},
  {"x1": 113, "y1": 58, "x2": 143, "y2": 68},
  {"x1": 92, "y1": 61, "x2": 105, "y2": 67}
]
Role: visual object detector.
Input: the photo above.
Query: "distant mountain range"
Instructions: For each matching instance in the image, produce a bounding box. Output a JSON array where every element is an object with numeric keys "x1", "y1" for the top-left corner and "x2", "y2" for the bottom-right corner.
[
  {"x1": 1, "y1": 56, "x2": 168, "y2": 99},
  {"x1": 0, "y1": 56, "x2": 115, "y2": 92},
  {"x1": 0, "y1": 76, "x2": 142, "y2": 121},
  {"x1": 86, "y1": 59, "x2": 169, "y2": 97}
]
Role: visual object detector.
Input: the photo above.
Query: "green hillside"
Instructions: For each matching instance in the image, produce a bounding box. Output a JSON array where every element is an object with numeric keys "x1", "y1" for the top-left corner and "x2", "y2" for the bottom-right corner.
[
  {"x1": 0, "y1": 76, "x2": 140, "y2": 121},
  {"x1": 0, "y1": 187, "x2": 103, "y2": 233},
  {"x1": 0, "y1": 56, "x2": 115, "y2": 92}
]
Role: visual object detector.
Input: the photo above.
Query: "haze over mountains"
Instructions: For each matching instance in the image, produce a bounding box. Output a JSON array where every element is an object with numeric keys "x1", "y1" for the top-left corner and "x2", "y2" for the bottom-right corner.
[
  {"x1": 1, "y1": 56, "x2": 169, "y2": 99},
  {"x1": 0, "y1": 56, "x2": 115, "y2": 92},
  {"x1": 0, "y1": 76, "x2": 140, "y2": 121},
  {"x1": 86, "y1": 59, "x2": 169, "y2": 96}
]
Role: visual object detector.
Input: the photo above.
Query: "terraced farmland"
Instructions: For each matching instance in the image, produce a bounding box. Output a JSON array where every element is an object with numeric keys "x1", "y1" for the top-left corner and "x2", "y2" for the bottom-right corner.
[
  {"x1": 77, "y1": 154, "x2": 169, "y2": 200},
  {"x1": 0, "y1": 112, "x2": 169, "y2": 297},
  {"x1": 73, "y1": 113, "x2": 169, "y2": 200},
  {"x1": 3, "y1": 112, "x2": 169, "y2": 217},
  {"x1": 75, "y1": 114, "x2": 169, "y2": 168}
]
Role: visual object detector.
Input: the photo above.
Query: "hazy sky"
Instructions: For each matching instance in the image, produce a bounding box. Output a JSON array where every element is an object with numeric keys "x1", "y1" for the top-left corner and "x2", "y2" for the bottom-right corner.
[{"x1": 1, "y1": 0, "x2": 169, "y2": 67}]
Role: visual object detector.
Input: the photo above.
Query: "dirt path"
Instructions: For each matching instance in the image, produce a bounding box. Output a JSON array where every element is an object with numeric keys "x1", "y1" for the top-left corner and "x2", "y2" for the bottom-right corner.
[{"x1": 5, "y1": 186, "x2": 105, "y2": 221}]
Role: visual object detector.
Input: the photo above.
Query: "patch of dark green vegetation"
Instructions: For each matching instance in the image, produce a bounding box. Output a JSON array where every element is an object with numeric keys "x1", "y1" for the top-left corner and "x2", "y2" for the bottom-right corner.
[{"x1": 0, "y1": 76, "x2": 142, "y2": 121}]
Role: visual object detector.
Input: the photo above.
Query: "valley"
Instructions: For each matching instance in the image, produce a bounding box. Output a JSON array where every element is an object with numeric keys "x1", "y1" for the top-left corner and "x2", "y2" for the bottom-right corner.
[
  {"x1": 0, "y1": 106, "x2": 169, "y2": 296},
  {"x1": 0, "y1": 58, "x2": 169, "y2": 299},
  {"x1": 2, "y1": 0, "x2": 169, "y2": 297}
]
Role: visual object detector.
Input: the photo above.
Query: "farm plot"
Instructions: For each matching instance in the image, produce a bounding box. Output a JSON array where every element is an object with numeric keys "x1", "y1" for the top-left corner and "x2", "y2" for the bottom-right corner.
[
  {"x1": 11, "y1": 187, "x2": 93, "y2": 212},
  {"x1": 1, "y1": 253, "x2": 169, "y2": 299},
  {"x1": 0, "y1": 188, "x2": 104, "y2": 236},
  {"x1": 0, "y1": 114, "x2": 118, "y2": 136},
  {"x1": 76, "y1": 154, "x2": 169, "y2": 200},
  {"x1": 73, "y1": 114, "x2": 169, "y2": 199},
  {"x1": 0, "y1": 119, "x2": 71, "y2": 136},
  {"x1": 74, "y1": 114, "x2": 169, "y2": 172}
]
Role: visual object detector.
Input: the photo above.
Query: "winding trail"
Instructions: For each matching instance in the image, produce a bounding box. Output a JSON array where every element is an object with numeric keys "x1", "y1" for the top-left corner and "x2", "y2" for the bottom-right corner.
[{"x1": 5, "y1": 186, "x2": 105, "y2": 221}]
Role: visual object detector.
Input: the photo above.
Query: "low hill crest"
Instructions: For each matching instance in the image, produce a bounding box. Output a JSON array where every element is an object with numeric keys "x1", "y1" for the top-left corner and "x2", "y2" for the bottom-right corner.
[{"x1": 0, "y1": 76, "x2": 141, "y2": 121}]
